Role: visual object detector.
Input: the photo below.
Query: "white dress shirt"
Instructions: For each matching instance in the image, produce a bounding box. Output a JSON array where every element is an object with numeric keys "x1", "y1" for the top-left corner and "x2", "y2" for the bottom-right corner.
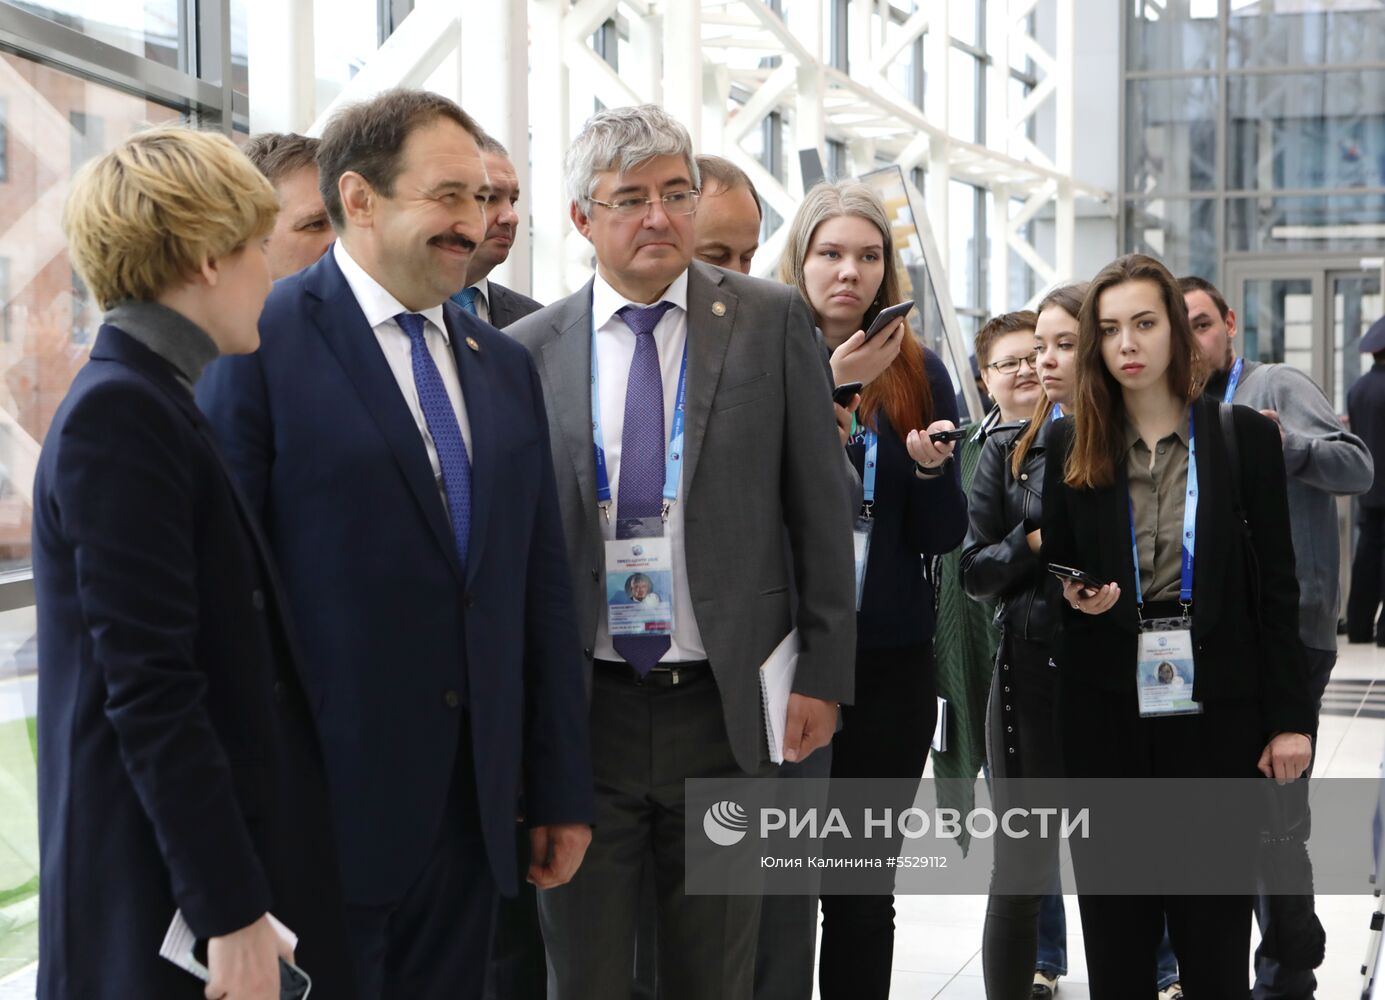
[
  {"x1": 334, "y1": 242, "x2": 473, "y2": 507},
  {"x1": 591, "y1": 268, "x2": 706, "y2": 663},
  {"x1": 468, "y1": 277, "x2": 491, "y2": 324}
]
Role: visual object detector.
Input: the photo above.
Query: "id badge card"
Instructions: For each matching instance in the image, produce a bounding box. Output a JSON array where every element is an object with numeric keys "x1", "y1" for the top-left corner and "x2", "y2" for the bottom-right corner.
[
  {"x1": 1136, "y1": 617, "x2": 1202, "y2": 717},
  {"x1": 605, "y1": 522, "x2": 675, "y2": 637},
  {"x1": 852, "y1": 517, "x2": 873, "y2": 611}
]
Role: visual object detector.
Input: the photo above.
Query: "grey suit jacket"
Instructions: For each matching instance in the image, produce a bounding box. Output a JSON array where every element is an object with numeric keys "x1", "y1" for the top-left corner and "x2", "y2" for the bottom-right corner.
[
  {"x1": 488, "y1": 281, "x2": 543, "y2": 329},
  {"x1": 509, "y1": 261, "x2": 857, "y2": 772}
]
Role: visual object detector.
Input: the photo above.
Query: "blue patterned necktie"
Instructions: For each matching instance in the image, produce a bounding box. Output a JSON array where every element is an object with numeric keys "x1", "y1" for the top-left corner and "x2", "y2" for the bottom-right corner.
[
  {"x1": 612, "y1": 301, "x2": 676, "y2": 674},
  {"x1": 453, "y1": 287, "x2": 480, "y2": 316},
  {"x1": 395, "y1": 312, "x2": 471, "y2": 566}
]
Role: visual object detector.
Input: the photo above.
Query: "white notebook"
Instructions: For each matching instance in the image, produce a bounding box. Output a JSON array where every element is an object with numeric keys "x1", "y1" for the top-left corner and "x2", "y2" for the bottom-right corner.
[{"x1": 759, "y1": 629, "x2": 799, "y2": 765}]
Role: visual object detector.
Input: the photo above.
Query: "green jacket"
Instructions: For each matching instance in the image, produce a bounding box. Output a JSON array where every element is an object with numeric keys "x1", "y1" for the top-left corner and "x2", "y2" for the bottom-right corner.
[{"x1": 931, "y1": 425, "x2": 1001, "y2": 854}]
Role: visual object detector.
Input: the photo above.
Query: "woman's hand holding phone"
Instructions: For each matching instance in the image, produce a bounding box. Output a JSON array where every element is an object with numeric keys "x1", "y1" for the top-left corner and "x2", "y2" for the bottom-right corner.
[
  {"x1": 1060, "y1": 577, "x2": 1120, "y2": 615},
  {"x1": 905, "y1": 420, "x2": 958, "y2": 470},
  {"x1": 829, "y1": 319, "x2": 905, "y2": 388}
]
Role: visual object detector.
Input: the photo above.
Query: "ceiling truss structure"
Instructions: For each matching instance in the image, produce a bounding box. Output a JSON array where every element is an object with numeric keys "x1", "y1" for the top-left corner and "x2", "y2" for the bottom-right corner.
[{"x1": 298, "y1": 0, "x2": 1111, "y2": 309}]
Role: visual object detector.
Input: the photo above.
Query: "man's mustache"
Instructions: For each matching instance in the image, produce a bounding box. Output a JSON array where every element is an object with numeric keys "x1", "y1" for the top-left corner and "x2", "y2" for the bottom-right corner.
[{"x1": 429, "y1": 233, "x2": 476, "y2": 251}]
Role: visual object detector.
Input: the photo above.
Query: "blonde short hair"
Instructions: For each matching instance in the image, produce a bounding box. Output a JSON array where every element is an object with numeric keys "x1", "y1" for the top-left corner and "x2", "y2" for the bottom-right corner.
[{"x1": 63, "y1": 126, "x2": 279, "y2": 309}]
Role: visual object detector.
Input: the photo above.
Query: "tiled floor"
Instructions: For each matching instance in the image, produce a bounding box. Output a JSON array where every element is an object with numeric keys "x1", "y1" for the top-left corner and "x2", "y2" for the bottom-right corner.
[{"x1": 4, "y1": 644, "x2": 1384, "y2": 999}]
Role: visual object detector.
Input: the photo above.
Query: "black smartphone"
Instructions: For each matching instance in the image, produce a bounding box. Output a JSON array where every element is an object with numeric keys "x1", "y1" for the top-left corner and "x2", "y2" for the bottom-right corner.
[
  {"x1": 832, "y1": 381, "x2": 863, "y2": 406},
  {"x1": 862, "y1": 299, "x2": 915, "y2": 342},
  {"x1": 280, "y1": 959, "x2": 312, "y2": 999},
  {"x1": 928, "y1": 427, "x2": 968, "y2": 443},
  {"x1": 1047, "y1": 563, "x2": 1106, "y2": 591}
]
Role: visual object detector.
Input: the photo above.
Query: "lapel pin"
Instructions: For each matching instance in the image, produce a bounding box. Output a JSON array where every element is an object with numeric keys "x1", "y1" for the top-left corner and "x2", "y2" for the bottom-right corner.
[
  {"x1": 466, "y1": 336, "x2": 480, "y2": 352},
  {"x1": 712, "y1": 301, "x2": 727, "y2": 317}
]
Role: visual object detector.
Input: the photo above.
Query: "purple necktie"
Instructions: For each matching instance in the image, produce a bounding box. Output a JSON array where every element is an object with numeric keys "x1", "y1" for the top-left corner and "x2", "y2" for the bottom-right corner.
[
  {"x1": 396, "y1": 312, "x2": 471, "y2": 566},
  {"x1": 612, "y1": 301, "x2": 675, "y2": 675}
]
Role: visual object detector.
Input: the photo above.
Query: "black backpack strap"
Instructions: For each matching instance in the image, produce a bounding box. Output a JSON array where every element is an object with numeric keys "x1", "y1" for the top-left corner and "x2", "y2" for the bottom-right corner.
[{"x1": 1218, "y1": 401, "x2": 1262, "y2": 625}]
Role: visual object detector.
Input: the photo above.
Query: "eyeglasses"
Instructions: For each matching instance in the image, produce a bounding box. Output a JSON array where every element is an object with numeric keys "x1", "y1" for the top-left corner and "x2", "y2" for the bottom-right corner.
[
  {"x1": 986, "y1": 351, "x2": 1039, "y2": 375},
  {"x1": 588, "y1": 190, "x2": 701, "y2": 219}
]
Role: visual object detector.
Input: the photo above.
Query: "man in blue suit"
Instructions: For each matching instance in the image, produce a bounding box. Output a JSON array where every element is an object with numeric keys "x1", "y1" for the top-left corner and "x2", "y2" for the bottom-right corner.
[{"x1": 198, "y1": 88, "x2": 594, "y2": 999}]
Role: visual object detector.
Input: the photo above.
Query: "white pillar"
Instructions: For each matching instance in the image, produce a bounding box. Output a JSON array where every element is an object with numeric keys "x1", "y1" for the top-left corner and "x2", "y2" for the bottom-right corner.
[
  {"x1": 1053, "y1": 0, "x2": 1076, "y2": 278},
  {"x1": 530, "y1": 0, "x2": 572, "y2": 302},
  {"x1": 247, "y1": 0, "x2": 315, "y2": 133},
  {"x1": 460, "y1": 0, "x2": 532, "y2": 294},
  {"x1": 990, "y1": 184, "x2": 1012, "y2": 314},
  {"x1": 662, "y1": 0, "x2": 702, "y2": 147}
]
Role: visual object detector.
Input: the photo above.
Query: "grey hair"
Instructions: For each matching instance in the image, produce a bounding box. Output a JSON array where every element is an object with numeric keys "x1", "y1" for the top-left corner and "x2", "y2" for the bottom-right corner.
[{"x1": 565, "y1": 104, "x2": 700, "y2": 212}]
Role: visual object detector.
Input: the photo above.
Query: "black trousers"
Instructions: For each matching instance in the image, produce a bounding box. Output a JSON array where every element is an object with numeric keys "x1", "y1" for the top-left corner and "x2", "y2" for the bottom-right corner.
[
  {"x1": 982, "y1": 633, "x2": 1062, "y2": 1000},
  {"x1": 1347, "y1": 504, "x2": 1385, "y2": 642},
  {"x1": 345, "y1": 719, "x2": 498, "y2": 1000},
  {"x1": 1058, "y1": 678, "x2": 1262, "y2": 1000},
  {"x1": 818, "y1": 643, "x2": 935, "y2": 1000}
]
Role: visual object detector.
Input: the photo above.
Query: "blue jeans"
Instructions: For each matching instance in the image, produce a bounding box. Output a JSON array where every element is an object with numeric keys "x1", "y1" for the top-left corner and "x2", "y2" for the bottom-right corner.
[
  {"x1": 1035, "y1": 890, "x2": 1068, "y2": 978},
  {"x1": 1156, "y1": 925, "x2": 1180, "y2": 990}
]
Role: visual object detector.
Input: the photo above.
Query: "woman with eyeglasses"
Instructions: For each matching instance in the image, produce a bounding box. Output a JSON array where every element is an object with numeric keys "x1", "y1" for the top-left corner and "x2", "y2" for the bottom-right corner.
[
  {"x1": 1041, "y1": 254, "x2": 1313, "y2": 997},
  {"x1": 960, "y1": 285, "x2": 1086, "y2": 999},
  {"x1": 780, "y1": 180, "x2": 968, "y2": 999}
]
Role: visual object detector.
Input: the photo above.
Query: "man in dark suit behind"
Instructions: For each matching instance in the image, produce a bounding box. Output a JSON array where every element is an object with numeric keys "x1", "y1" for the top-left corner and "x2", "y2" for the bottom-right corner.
[
  {"x1": 197, "y1": 89, "x2": 594, "y2": 999},
  {"x1": 452, "y1": 131, "x2": 542, "y2": 327},
  {"x1": 35, "y1": 127, "x2": 354, "y2": 999},
  {"x1": 509, "y1": 104, "x2": 856, "y2": 999}
]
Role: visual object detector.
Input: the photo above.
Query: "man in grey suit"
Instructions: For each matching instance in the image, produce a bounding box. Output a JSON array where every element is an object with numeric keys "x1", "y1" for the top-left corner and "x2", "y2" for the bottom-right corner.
[
  {"x1": 509, "y1": 104, "x2": 856, "y2": 999},
  {"x1": 453, "y1": 131, "x2": 543, "y2": 326}
]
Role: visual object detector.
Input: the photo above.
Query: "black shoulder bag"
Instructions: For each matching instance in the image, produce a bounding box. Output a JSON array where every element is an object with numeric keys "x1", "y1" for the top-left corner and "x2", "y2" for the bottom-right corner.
[{"x1": 1221, "y1": 401, "x2": 1326, "y2": 971}]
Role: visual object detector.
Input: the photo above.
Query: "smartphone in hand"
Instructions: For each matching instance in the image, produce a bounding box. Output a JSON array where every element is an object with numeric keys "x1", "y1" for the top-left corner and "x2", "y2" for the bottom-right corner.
[
  {"x1": 863, "y1": 299, "x2": 915, "y2": 342},
  {"x1": 832, "y1": 381, "x2": 864, "y2": 407},
  {"x1": 1047, "y1": 563, "x2": 1106, "y2": 593}
]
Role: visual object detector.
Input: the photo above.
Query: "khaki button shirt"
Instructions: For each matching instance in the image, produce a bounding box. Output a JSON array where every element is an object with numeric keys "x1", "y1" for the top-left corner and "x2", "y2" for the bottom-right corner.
[{"x1": 1125, "y1": 416, "x2": 1190, "y2": 604}]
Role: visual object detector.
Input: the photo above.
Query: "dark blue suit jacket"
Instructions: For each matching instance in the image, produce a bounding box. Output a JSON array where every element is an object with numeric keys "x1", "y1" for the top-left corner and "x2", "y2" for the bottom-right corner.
[
  {"x1": 33, "y1": 326, "x2": 354, "y2": 998},
  {"x1": 196, "y1": 249, "x2": 593, "y2": 904}
]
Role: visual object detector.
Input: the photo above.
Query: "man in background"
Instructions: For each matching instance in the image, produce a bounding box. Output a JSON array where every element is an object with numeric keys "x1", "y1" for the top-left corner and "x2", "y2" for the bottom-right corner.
[
  {"x1": 243, "y1": 132, "x2": 335, "y2": 280},
  {"x1": 1347, "y1": 317, "x2": 1385, "y2": 644},
  {"x1": 454, "y1": 131, "x2": 542, "y2": 327},
  {"x1": 692, "y1": 154, "x2": 761, "y2": 275}
]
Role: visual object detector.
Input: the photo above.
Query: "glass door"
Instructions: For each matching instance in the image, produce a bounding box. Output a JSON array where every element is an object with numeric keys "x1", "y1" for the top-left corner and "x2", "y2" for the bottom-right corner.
[{"x1": 1331, "y1": 270, "x2": 1384, "y2": 414}]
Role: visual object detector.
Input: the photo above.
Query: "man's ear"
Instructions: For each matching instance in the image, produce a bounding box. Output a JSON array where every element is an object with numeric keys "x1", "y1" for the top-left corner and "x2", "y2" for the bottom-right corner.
[
  {"x1": 1225, "y1": 307, "x2": 1237, "y2": 341},
  {"x1": 339, "y1": 171, "x2": 375, "y2": 229},
  {"x1": 196, "y1": 254, "x2": 220, "y2": 288},
  {"x1": 570, "y1": 201, "x2": 593, "y2": 241}
]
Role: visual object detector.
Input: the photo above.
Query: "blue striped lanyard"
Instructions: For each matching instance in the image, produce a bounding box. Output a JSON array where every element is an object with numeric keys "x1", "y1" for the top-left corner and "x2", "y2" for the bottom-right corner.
[
  {"x1": 1222, "y1": 356, "x2": 1244, "y2": 403},
  {"x1": 591, "y1": 329, "x2": 689, "y2": 522},
  {"x1": 861, "y1": 429, "x2": 879, "y2": 515},
  {"x1": 1128, "y1": 410, "x2": 1198, "y2": 611}
]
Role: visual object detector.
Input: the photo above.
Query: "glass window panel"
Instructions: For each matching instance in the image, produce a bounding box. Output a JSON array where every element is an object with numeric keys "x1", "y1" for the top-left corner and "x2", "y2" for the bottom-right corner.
[
  {"x1": 13, "y1": 0, "x2": 179, "y2": 70},
  {"x1": 231, "y1": 0, "x2": 248, "y2": 96},
  {"x1": 949, "y1": 180, "x2": 979, "y2": 309},
  {"x1": 949, "y1": 49, "x2": 979, "y2": 144},
  {"x1": 1126, "y1": 76, "x2": 1218, "y2": 195},
  {"x1": 313, "y1": 0, "x2": 380, "y2": 115},
  {"x1": 1238, "y1": 277, "x2": 1315, "y2": 374},
  {"x1": 1229, "y1": 0, "x2": 1385, "y2": 69},
  {"x1": 1227, "y1": 193, "x2": 1385, "y2": 253},
  {"x1": 1126, "y1": 0, "x2": 1220, "y2": 72},
  {"x1": 0, "y1": 54, "x2": 182, "y2": 577},
  {"x1": 949, "y1": 0, "x2": 978, "y2": 47},
  {"x1": 1228, "y1": 70, "x2": 1385, "y2": 192},
  {"x1": 0, "y1": 603, "x2": 42, "y2": 979},
  {"x1": 1123, "y1": 198, "x2": 1219, "y2": 284},
  {"x1": 1333, "y1": 272, "x2": 1382, "y2": 413}
]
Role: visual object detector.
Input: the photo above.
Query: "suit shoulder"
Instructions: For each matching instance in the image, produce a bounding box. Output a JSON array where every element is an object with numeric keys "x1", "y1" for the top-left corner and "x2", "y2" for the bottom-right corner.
[
  {"x1": 711, "y1": 266, "x2": 799, "y2": 307},
  {"x1": 506, "y1": 291, "x2": 585, "y2": 352},
  {"x1": 492, "y1": 281, "x2": 543, "y2": 317}
]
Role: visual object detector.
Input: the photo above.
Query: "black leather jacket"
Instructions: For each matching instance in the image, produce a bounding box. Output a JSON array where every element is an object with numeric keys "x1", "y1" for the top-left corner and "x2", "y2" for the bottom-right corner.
[{"x1": 960, "y1": 417, "x2": 1061, "y2": 642}]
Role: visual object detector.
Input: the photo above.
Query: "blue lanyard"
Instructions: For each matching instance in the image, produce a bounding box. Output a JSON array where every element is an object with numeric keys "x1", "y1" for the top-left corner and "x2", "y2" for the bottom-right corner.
[
  {"x1": 1128, "y1": 410, "x2": 1198, "y2": 610},
  {"x1": 861, "y1": 429, "x2": 879, "y2": 512},
  {"x1": 591, "y1": 328, "x2": 689, "y2": 520},
  {"x1": 1222, "y1": 356, "x2": 1244, "y2": 403},
  {"x1": 1050, "y1": 402, "x2": 1063, "y2": 421}
]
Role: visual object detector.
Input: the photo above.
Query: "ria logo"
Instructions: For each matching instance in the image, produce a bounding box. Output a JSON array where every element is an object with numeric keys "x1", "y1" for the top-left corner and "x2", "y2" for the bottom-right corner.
[{"x1": 703, "y1": 800, "x2": 749, "y2": 846}]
